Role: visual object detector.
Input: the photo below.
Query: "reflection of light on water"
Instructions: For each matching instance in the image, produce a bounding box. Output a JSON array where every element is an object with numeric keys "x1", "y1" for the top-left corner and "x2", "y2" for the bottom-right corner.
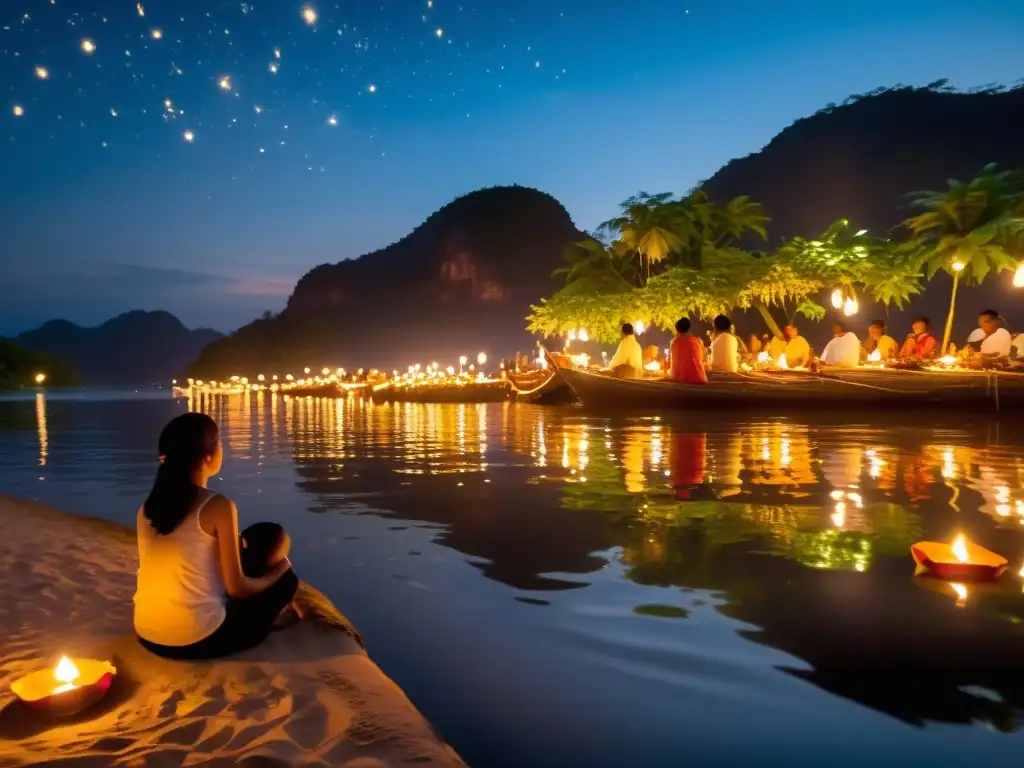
[
  {"x1": 942, "y1": 448, "x2": 956, "y2": 479},
  {"x1": 35, "y1": 392, "x2": 48, "y2": 467},
  {"x1": 780, "y1": 437, "x2": 791, "y2": 468},
  {"x1": 761, "y1": 438, "x2": 770, "y2": 462},
  {"x1": 951, "y1": 582, "x2": 968, "y2": 607}
]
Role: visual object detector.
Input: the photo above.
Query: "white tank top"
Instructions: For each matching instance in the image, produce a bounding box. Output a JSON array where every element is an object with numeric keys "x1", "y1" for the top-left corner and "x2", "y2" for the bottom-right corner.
[{"x1": 133, "y1": 490, "x2": 228, "y2": 646}]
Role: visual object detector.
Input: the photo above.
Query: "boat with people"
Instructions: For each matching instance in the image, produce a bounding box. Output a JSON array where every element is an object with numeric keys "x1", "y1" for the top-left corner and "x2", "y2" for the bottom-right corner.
[{"x1": 556, "y1": 365, "x2": 1024, "y2": 411}]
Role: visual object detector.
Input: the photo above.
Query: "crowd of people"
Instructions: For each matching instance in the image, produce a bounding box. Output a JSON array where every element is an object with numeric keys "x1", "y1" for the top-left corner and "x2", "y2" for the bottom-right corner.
[{"x1": 604, "y1": 308, "x2": 1024, "y2": 384}]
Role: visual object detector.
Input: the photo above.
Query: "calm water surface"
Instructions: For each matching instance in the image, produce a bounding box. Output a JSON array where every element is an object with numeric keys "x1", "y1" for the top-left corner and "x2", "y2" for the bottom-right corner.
[{"x1": 2, "y1": 389, "x2": 1023, "y2": 766}]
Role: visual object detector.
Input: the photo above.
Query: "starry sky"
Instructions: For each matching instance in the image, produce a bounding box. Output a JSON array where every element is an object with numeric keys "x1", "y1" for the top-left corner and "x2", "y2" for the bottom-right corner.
[{"x1": 1, "y1": 0, "x2": 1022, "y2": 335}]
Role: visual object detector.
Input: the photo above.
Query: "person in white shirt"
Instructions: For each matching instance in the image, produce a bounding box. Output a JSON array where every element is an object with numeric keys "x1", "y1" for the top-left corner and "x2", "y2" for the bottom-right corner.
[
  {"x1": 709, "y1": 314, "x2": 739, "y2": 373},
  {"x1": 608, "y1": 322, "x2": 643, "y2": 377},
  {"x1": 819, "y1": 321, "x2": 860, "y2": 368},
  {"x1": 969, "y1": 309, "x2": 1013, "y2": 357}
]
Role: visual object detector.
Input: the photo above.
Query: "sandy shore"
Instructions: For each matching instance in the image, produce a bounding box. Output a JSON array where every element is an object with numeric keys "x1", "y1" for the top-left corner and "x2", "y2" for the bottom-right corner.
[{"x1": 0, "y1": 495, "x2": 464, "y2": 767}]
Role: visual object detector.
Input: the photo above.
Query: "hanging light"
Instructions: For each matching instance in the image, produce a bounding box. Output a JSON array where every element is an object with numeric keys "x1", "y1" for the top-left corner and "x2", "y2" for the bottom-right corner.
[
  {"x1": 1014, "y1": 263, "x2": 1024, "y2": 288},
  {"x1": 830, "y1": 288, "x2": 843, "y2": 309},
  {"x1": 634, "y1": 320, "x2": 646, "y2": 335},
  {"x1": 843, "y1": 297, "x2": 858, "y2": 316}
]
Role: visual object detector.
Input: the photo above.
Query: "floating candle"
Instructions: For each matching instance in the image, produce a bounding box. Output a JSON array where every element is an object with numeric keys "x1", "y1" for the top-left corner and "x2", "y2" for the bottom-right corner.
[{"x1": 911, "y1": 533, "x2": 1007, "y2": 582}]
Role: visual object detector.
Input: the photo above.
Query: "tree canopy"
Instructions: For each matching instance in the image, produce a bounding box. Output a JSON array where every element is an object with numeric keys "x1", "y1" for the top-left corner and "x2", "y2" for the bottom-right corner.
[{"x1": 528, "y1": 167, "x2": 1023, "y2": 341}]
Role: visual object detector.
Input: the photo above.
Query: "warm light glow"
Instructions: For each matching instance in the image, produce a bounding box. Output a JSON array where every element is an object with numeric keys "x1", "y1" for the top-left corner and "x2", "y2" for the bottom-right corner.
[
  {"x1": 950, "y1": 582, "x2": 968, "y2": 605},
  {"x1": 35, "y1": 66, "x2": 49, "y2": 80},
  {"x1": 183, "y1": 130, "x2": 195, "y2": 142},
  {"x1": 218, "y1": 76, "x2": 232, "y2": 90},
  {"x1": 843, "y1": 297, "x2": 858, "y2": 316},
  {"x1": 327, "y1": 115, "x2": 338, "y2": 126},
  {"x1": 952, "y1": 261, "x2": 965, "y2": 273},
  {"x1": 756, "y1": 350, "x2": 770, "y2": 363},
  {"x1": 778, "y1": 353, "x2": 789, "y2": 369},
  {"x1": 321, "y1": 367, "x2": 330, "y2": 376},
  {"x1": 53, "y1": 656, "x2": 80, "y2": 694},
  {"x1": 643, "y1": 360, "x2": 661, "y2": 371},
  {"x1": 477, "y1": 352, "x2": 487, "y2": 366},
  {"x1": 830, "y1": 288, "x2": 843, "y2": 309},
  {"x1": 81, "y1": 39, "x2": 96, "y2": 54},
  {"x1": 567, "y1": 329, "x2": 577, "y2": 342},
  {"x1": 578, "y1": 328, "x2": 589, "y2": 342},
  {"x1": 13, "y1": 104, "x2": 24, "y2": 117},
  {"x1": 936, "y1": 355, "x2": 958, "y2": 366},
  {"x1": 34, "y1": 373, "x2": 46, "y2": 385},
  {"x1": 301, "y1": 5, "x2": 318, "y2": 24},
  {"x1": 304, "y1": 367, "x2": 311, "y2": 374},
  {"x1": 867, "y1": 349, "x2": 881, "y2": 363},
  {"x1": 952, "y1": 534, "x2": 969, "y2": 564},
  {"x1": 1014, "y1": 263, "x2": 1024, "y2": 288},
  {"x1": 151, "y1": 28, "x2": 163, "y2": 39},
  {"x1": 633, "y1": 320, "x2": 646, "y2": 335},
  {"x1": 459, "y1": 356, "x2": 467, "y2": 366}
]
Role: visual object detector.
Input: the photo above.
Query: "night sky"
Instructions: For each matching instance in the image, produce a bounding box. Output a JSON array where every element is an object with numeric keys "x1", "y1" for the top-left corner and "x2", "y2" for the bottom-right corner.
[{"x1": 1, "y1": 1, "x2": 1021, "y2": 335}]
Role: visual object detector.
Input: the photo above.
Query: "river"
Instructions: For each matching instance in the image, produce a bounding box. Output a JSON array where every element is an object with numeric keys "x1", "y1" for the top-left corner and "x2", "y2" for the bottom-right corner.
[{"x1": 1, "y1": 389, "x2": 1022, "y2": 766}]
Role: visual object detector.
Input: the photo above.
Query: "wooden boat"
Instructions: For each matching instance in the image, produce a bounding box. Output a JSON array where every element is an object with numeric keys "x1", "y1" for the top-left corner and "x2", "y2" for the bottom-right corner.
[
  {"x1": 508, "y1": 369, "x2": 575, "y2": 404},
  {"x1": 370, "y1": 380, "x2": 510, "y2": 404},
  {"x1": 556, "y1": 366, "x2": 1024, "y2": 411}
]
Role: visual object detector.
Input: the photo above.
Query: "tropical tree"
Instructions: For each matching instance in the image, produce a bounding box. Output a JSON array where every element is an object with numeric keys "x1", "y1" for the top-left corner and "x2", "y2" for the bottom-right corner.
[
  {"x1": 904, "y1": 164, "x2": 1024, "y2": 351},
  {"x1": 597, "y1": 192, "x2": 683, "y2": 284}
]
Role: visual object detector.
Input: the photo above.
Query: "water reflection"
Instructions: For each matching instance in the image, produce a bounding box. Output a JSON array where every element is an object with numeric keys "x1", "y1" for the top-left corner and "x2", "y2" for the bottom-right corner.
[{"x1": 22, "y1": 390, "x2": 1024, "y2": 753}]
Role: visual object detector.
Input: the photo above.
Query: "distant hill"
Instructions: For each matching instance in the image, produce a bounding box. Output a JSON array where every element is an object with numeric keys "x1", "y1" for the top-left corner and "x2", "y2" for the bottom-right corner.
[
  {"x1": 0, "y1": 337, "x2": 78, "y2": 390},
  {"x1": 17, "y1": 311, "x2": 222, "y2": 386},
  {"x1": 190, "y1": 185, "x2": 585, "y2": 377},
  {"x1": 190, "y1": 83, "x2": 1024, "y2": 376},
  {"x1": 700, "y1": 81, "x2": 1024, "y2": 343}
]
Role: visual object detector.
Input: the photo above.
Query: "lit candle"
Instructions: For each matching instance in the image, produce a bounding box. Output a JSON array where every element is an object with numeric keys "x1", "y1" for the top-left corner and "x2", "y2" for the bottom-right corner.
[{"x1": 52, "y1": 656, "x2": 80, "y2": 695}]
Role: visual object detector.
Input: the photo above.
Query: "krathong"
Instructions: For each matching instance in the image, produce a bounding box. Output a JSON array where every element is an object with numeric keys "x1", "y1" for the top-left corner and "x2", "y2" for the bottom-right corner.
[
  {"x1": 10, "y1": 656, "x2": 117, "y2": 717},
  {"x1": 911, "y1": 533, "x2": 1007, "y2": 581}
]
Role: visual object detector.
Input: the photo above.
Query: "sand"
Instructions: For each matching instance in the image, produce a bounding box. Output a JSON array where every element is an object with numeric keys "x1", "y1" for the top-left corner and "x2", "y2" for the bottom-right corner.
[{"x1": 0, "y1": 495, "x2": 465, "y2": 767}]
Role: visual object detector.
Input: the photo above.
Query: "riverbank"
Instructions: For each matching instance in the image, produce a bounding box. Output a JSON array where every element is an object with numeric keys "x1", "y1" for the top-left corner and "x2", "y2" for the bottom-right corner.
[{"x1": 0, "y1": 495, "x2": 464, "y2": 766}]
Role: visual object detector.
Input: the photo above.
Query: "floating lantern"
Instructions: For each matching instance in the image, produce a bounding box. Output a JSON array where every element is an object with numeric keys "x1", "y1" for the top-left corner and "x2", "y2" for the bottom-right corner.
[
  {"x1": 11, "y1": 656, "x2": 116, "y2": 717},
  {"x1": 911, "y1": 533, "x2": 1007, "y2": 582}
]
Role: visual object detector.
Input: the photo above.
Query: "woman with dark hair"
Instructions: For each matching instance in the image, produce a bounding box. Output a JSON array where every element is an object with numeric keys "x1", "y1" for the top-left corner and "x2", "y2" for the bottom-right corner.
[{"x1": 134, "y1": 413, "x2": 299, "y2": 660}]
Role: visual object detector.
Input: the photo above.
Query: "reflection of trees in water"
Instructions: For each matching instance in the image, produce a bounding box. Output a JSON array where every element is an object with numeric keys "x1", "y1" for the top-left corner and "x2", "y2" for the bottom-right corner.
[{"x1": 198, "y1": 393, "x2": 1024, "y2": 732}]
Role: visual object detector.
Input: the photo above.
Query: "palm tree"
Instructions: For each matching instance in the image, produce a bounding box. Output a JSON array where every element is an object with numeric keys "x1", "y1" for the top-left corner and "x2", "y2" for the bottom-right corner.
[
  {"x1": 598, "y1": 192, "x2": 683, "y2": 284},
  {"x1": 905, "y1": 164, "x2": 1024, "y2": 352}
]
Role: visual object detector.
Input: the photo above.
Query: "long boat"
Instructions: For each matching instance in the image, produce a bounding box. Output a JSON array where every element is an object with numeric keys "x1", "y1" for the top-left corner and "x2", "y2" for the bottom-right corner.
[
  {"x1": 556, "y1": 366, "x2": 1024, "y2": 411},
  {"x1": 507, "y1": 369, "x2": 575, "y2": 404}
]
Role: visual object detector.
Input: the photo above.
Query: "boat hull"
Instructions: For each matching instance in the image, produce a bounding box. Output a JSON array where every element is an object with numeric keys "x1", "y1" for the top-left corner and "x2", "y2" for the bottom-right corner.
[
  {"x1": 557, "y1": 367, "x2": 1024, "y2": 411},
  {"x1": 508, "y1": 370, "x2": 574, "y2": 404}
]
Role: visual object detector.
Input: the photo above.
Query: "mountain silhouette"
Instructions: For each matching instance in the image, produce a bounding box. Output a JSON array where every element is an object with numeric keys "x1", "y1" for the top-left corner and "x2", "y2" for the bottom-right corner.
[
  {"x1": 190, "y1": 83, "x2": 1024, "y2": 377},
  {"x1": 17, "y1": 310, "x2": 222, "y2": 386},
  {"x1": 191, "y1": 185, "x2": 584, "y2": 377}
]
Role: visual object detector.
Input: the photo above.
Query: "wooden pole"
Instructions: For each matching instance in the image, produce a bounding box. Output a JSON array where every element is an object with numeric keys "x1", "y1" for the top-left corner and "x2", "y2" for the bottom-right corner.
[{"x1": 941, "y1": 270, "x2": 960, "y2": 355}]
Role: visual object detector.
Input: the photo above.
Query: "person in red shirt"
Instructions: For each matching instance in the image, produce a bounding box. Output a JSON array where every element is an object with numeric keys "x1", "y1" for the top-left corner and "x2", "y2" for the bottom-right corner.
[
  {"x1": 669, "y1": 317, "x2": 708, "y2": 384},
  {"x1": 899, "y1": 316, "x2": 938, "y2": 359}
]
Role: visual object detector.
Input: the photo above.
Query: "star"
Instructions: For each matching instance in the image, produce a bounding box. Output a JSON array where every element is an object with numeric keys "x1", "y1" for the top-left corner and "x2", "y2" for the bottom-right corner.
[
  {"x1": 301, "y1": 5, "x2": 317, "y2": 25},
  {"x1": 81, "y1": 39, "x2": 96, "y2": 54},
  {"x1": 183, "y1": 130, "x2": 195, "y2": 143}
]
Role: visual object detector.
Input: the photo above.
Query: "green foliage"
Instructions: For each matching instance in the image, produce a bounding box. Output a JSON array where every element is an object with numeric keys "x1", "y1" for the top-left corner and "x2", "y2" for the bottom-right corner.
[
  {"x1": 0, "y1": 338, "x2": 79, "y2": 390},
  {"x1": 904, "y1": 164, "x2": 1024, "y2": 284}
]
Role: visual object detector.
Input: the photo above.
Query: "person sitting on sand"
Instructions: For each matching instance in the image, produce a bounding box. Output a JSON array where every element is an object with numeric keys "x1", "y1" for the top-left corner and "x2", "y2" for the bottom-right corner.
[
  {"x1": 898, "y1": 316, "x2": 938, "y2": 359},
  {"x1": 669, "y1": 317, "x2": 707, "y2": 384},
  {"x1": 608, "y1": 322, "x2": 643, "y2": 378},
  {"x1": 709, "y1": 314, "x2": 739, "y2": 373},
  {"x1": 819, "y1": 321, "x2": 860, "y2": 368},
  {"x1": 134, "y1": 413, "x2": 299, "y2": 660},
  {"x1": 862, "y1": 320, "x2": 897, "y2": 361}
]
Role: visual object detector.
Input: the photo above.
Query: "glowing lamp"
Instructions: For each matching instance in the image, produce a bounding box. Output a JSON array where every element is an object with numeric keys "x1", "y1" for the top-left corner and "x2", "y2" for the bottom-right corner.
[
  {"x1": 11, "y1": 656, "x2": 116, "y2": 717},
  {"x1": 867, "y1": 349, "x2": 881, "y2": 363},
  {"x1": 952, "y1": 260, "x2": 966, "y2": 273},
  {"x1": 911, "y1": 533, "x2": 1007, "y2": 582},
  {"x1": 936, "y1": 355, "x2": 958, "y2": 366},
  {"x1": 1014, "y1": 263, "x2": 1024, "y2": 288},
  {"x1": 633, "y1": 320, "x2": 646, "y2": 335},
  {"x1": 477, "y1": 352, "x2": 487, "y2": 366},
  {"x1": 643, "y1": 360, "x2": 661, "y2": 372},
  {"x1": 843, "y1": 297, "x2": 858, "y2": 316},
  {"x1": 34, "y1": 373, "x2": 46, "y2": 385},
  {"x1": 830, "y1": 288, "x2": 843, "y2": 309},
  {"x1": 578, "y1": 328, "x2": 589, "y2": 342},
  {"x1": 777, "y1": 353, "x2": 789, "y2": 370},
  {"x1": 756, "y1": 351, "x2": 770, "y2": 364}
]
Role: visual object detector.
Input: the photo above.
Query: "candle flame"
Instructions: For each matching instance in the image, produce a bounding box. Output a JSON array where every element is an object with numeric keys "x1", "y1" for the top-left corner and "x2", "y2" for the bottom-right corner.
[
  {"x1": 756, "y1": 350, "x2": 770, "y2": 363},
  {"x1": 54, "y1": 656, "x2": 80, "y2": 691},
  {"x1": 843, "y1": 297, "x2": 858, "y2": 316},
  {"x1": 937, "y1": 355, "x2": 958, "y2": 365},
  {"x1": 1014, "y1": 263, "x2": 1024, "y2": 288},
  {"x1": 830, "y1": 288, "x2": 843, "y2": 309},
  {"x1": 952, "y1": 534, "x2": 969, "y2": 564},
  {"x1": 777, "y1": 353, "x2": 789, "y2": 369},
  {"x1": 867, "y1": 349, "x2": 881, "y2": 363}
]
